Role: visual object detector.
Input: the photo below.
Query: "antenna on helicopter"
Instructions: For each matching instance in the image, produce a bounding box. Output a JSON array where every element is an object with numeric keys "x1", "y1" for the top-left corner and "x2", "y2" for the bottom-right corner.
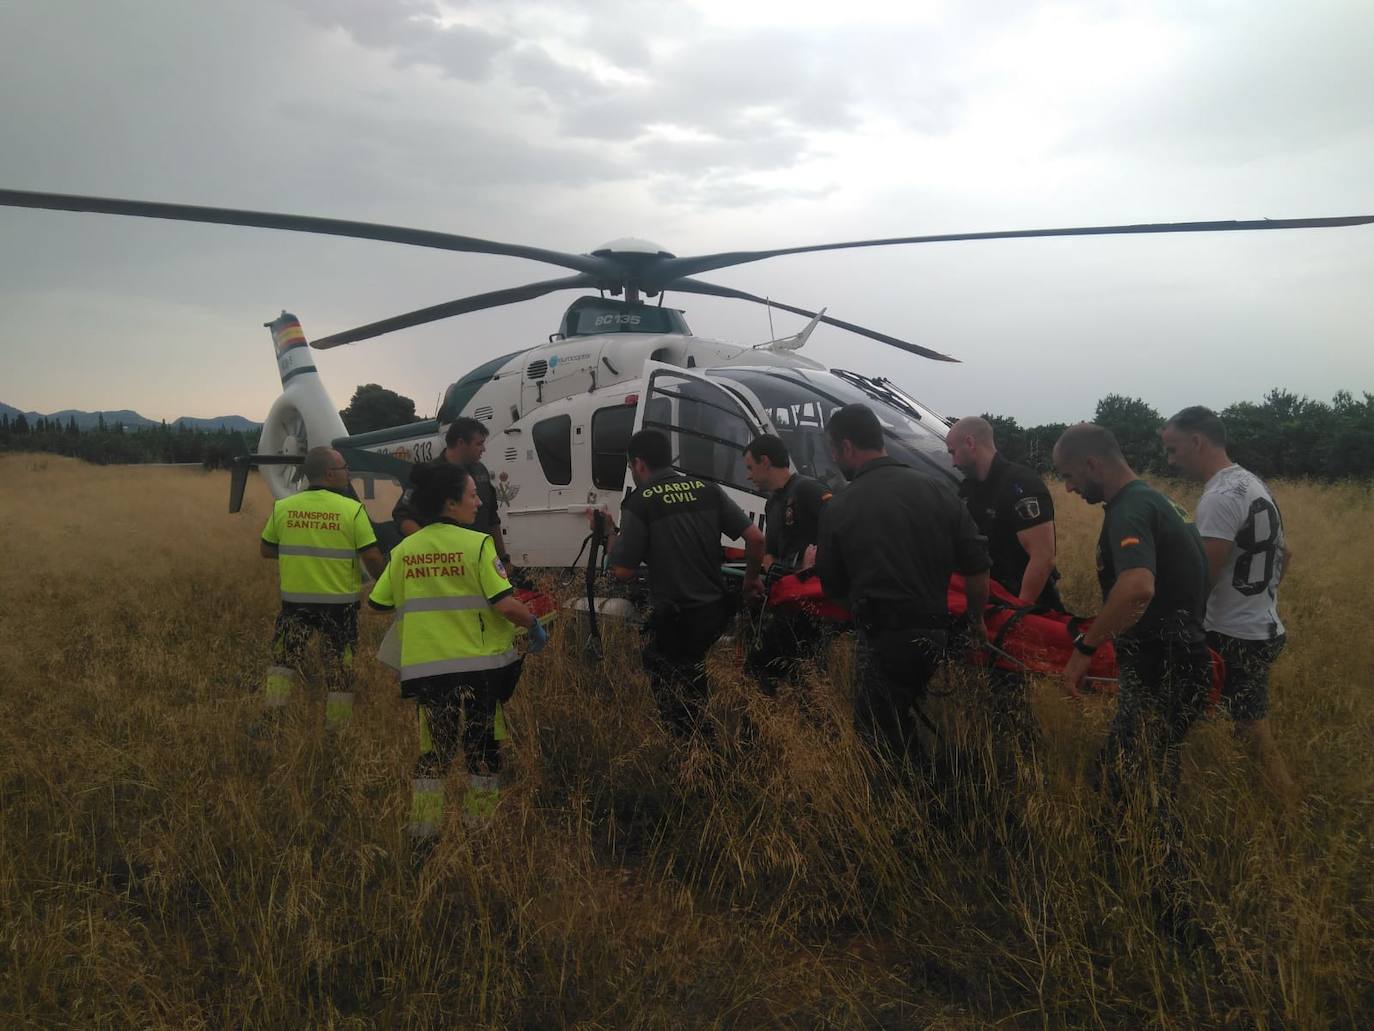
[{"x1": 755, "y1": 308, "x2": 826, "y2": 352}]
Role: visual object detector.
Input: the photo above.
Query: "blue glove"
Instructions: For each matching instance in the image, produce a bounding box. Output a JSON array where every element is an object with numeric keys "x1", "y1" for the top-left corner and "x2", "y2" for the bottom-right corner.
[{"x1": 528, "y1": 620, "x2": 549, "y2": 654}]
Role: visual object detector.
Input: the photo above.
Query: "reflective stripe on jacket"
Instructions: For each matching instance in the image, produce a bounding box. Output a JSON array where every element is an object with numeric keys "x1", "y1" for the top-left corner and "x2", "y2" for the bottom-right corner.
[
  {"x1": 262, "y1": 487, "x2": 378, "y2": 603},
  {"x1": 368, "y1": 520, "x2": 516, "y2": 680}
]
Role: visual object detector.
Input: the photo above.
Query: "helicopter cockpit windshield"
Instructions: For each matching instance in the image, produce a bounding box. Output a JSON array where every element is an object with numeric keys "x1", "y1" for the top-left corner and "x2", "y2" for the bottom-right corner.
[
  {"x1": 705, "y1": 367, "x2": 956, "y2": 491},
  {"x1": 558, "y1": 297, "x2": 691, "y2": 338}
]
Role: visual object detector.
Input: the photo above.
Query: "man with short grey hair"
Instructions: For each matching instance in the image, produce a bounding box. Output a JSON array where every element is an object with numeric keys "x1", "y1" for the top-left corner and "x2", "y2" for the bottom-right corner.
[{"x1": 1160, "y1": 406, "x2": 1295, "y2": 798}]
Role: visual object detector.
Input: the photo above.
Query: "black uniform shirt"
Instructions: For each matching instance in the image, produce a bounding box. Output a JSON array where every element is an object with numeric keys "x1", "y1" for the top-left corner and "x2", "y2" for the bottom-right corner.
[
  {"x1": 610, "y1": 468, "x2": 752, "y2": 610},
  {"x1": 465, "y1": 460, "x2": 502, "y2": 537},
  {"x1": 958, "y1": 452, "x2": 1058, "y2": 598},
  {"x1": 817, "y1": 456, "x2": 989, "y2": 614},
  {"x1": 392, "y1": 456, "x2": 505, "y2": 552},
  {"x1": 764, "y1": 474, "x2": 831, "y2": 568},
  {"x1": 1097, "y1": 479, "x2": 1208, "y2": 645}
]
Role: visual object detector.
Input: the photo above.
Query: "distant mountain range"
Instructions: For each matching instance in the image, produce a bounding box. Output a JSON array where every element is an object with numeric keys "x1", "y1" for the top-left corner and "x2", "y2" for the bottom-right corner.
[{"x1": 0, "y1": 402, "x2": 261, "y2": 432}]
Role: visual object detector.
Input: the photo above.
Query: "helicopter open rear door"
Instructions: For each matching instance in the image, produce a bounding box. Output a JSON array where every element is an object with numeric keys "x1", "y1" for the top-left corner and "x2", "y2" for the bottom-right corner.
[{"x1": 631, "y1": 361, "x2": 775, "y2": 532}]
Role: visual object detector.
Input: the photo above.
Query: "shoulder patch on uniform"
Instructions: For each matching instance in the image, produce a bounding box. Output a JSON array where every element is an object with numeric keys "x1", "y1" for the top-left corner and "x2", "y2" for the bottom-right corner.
[
  {"x1": 1119, "y1": 535, "x2": 1141, "y2": 548},
  {"x1": 1013, "y1": 496, "x2": 1041, "y2": 521},
  {"x1": 493, "y1": 556, "x2": 508, "y2": 580}
]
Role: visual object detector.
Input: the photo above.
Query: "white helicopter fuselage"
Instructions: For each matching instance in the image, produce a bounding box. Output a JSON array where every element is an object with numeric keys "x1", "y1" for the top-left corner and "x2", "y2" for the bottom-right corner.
[{"x1": 258, "y1": 301, "x2": 956, "y2": 568}]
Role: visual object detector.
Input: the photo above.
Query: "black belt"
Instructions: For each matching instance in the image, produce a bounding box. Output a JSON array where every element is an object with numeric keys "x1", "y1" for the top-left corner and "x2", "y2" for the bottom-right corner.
[
  {"x1": 648, "y1": 595, "x2": 733, "y2": 624},
  {"x1": 853, "y1": 599, "x2": 950, "y2": 632}
]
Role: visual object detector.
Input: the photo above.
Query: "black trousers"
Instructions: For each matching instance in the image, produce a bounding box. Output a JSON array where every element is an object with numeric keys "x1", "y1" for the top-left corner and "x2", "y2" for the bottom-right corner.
[
  {"x1": 406, "y1": 664, "x2": 522, "y2": 777},
  {"x1": 271, "y1": 601, "x2": 358, "y2": 690},
  {"x1": 643, "y1": 598, "x2": 733, "y2": 735},
  {"x1": 853, "y1": 624, "x2": 947, "y2": 767},
  {"x1": 983, "y1": 666, "x2": 1041, "y2": 754},
  {"x1": 744, "y1": 605, "x2": 824, "y2": 694},
  {"x1": 1102, "y1": 638, "x2": 1212, "y2": 800},
  {"x1": 1100, "y1": 637, "x2": 1212, "y2": 937}
]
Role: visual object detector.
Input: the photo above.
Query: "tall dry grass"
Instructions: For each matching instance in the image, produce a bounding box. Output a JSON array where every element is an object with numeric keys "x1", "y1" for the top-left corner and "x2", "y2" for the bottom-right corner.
[{"x1": 1, "y1": 454, "x2": 1371, "y2": 1028}]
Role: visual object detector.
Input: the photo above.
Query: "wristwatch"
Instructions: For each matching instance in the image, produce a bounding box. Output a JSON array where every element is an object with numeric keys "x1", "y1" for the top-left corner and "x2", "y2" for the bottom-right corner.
[{"x1": 1071, "y1": 632, "x2": 1099, "y2": 657}]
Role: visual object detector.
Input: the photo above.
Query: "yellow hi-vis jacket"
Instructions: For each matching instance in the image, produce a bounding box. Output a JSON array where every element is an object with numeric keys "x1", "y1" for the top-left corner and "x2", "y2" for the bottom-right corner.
[
  {"x1": 261, "y1": 487, "x2": 378, "y2": 604},
  {"x1": 367, "y1": 520, "x2": 518, "y2": 681}
]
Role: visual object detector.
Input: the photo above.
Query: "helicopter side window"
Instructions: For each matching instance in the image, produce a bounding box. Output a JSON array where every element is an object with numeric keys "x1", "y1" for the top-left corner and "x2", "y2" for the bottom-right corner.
[
  {"x1": 710, "y1": 368, "x2": 955, "y2": 490},
  {"x1": 531, "y1": 414, "x2": 572, "y2": 486},
  {"x1": 591, "y1": 405, "x2": 636, "y2": 490},
  {"x1": 592, "y1": 400, "x2": 670, "y2": 490}
]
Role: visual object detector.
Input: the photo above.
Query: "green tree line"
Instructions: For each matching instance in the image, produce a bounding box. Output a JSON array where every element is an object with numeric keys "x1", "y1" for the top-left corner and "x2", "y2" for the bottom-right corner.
[
  {"x1": 985, "y1": 388, "x2": 1374, "y2": 479},
  {"x1": 6, "y1": 386, "x2": 1373, "y2": 479},
  {"x1": 0, "y1": 413, "x2": 260, "y2": 467}
]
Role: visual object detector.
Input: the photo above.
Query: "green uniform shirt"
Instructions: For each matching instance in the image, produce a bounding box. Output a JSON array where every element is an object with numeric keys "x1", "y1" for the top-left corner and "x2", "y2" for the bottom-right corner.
[
  {"x1": 1096, "y1": 479, "x2": 1208, "y2": 644},
  {"x1": 368, "y1": 519, "x2": 517, "y2": 680},
  {"x1": 262, "y1": 487, "x2": 378, "y2": 603}
]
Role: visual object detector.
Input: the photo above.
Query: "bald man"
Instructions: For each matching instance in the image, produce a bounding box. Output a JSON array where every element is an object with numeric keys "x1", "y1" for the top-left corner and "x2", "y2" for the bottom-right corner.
[
  {"x1": 947, "y1": 416, "x2": 1062, "y2": 610},
  {"x1": 260, "y1": 447, "x2": 386, "y2": 726}
]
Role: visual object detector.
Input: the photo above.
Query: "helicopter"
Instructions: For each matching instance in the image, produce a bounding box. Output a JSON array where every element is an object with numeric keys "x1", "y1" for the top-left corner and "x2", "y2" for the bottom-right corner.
[{"x1": 3, "y1": 188, "x2": 1372, "y2": 575}]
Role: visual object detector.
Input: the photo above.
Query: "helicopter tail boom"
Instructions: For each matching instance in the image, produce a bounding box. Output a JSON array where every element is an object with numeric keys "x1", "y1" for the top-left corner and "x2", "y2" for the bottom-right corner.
[{"x1": 257, "y1": 313, "x2": 348, "y2": 499}]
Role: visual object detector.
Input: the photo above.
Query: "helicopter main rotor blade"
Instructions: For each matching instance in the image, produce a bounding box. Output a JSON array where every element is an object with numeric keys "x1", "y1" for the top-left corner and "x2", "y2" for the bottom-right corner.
[
  {"x1": 666, "y1": 277, "x2": 958, "y2": 363},
  {"x1": 310, "y1": 274, "x2": 598, "y2": 349},
  {"x1": 647, "y1": 214, "x2": 1374, "y2": 286},
  {"x1": 0, "y1": 188, "x2": 618, "y2": 278}
]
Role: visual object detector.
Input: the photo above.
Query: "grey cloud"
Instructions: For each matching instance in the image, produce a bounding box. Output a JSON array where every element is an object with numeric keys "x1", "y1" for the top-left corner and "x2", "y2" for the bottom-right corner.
[
  {"x1": 635, "y1": 129, "x2": 815, "y2": 174},
  {"x1": 531, "y1": 0, "x2": 699, "y2": 66},
  {"x1": 1060, "y1": 1, "x2": 1374, "y2": 164},
  {"x1": 648, "y1": 173, "x2": 837, "y2": 210},
  {"x1": 578, "y1": 27, "x2": 654, "y2": 69},
  {"x1": 282, "y1": 0, "x2": 512, "y2": 81},
  {"x1": 503, "y1": 22, "x2": 973, "y2": 165},
  {"x1": 505, "y1": 46, "x2": 618, "y2": 102},
  {"x1": 272, "y1": 98, "x2": 634, "y2": 192},
  {"x1": 557, "y1": 95, "x2": 656, "y2": 140},
  {"x1": 281, "y1": 0, "x2": 442, "y2": 48},
  {"x1": 505, "y1": 29, "x2": 861, "y2": 139}
]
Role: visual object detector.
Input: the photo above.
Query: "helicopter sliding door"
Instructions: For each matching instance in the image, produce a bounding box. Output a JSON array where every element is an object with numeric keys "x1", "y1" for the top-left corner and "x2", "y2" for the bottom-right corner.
[{"x1": 630, "y1": 361, "x2": 774, "y2": 531}]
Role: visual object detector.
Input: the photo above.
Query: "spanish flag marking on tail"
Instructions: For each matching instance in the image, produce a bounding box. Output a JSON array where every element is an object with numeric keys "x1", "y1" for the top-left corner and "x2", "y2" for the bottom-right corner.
[{"x1": 273, "y1": 321, "x2": 308, "y2": 354}]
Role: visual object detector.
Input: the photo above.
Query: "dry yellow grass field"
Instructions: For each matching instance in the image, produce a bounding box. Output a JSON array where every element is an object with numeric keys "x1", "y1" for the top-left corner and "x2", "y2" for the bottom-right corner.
[{"x1": 2, "y1": 454, "x2": 1371, "y2": 1028}]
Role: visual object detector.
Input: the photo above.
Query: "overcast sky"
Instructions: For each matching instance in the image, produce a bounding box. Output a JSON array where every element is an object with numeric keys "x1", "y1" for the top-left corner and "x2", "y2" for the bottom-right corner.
[{"x1": 2, "y1": 0, "x2": 1371, "y2": 425}]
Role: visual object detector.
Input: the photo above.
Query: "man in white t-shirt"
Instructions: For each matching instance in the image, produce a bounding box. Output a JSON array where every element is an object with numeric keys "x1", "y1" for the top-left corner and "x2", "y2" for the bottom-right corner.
[{"x1": 1161, "y1": 406, "x2": 1295, "y2": 798}]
